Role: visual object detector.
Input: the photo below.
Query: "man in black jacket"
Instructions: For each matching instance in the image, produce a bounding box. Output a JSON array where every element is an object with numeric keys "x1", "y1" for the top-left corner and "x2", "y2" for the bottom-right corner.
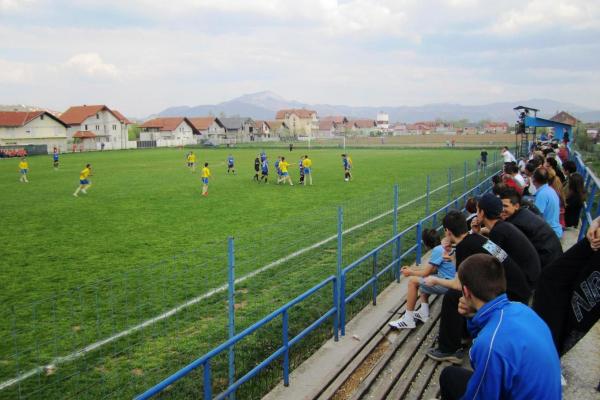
[
  {"x1": 471, "y1": 193, "x2": 541, "y2": 287},
  {"x1": 425, "y1": 210, "x2": 531, "y2": 363},
  {"x1": 498, "y1": 188, "x2": 563, "y2": 269}
]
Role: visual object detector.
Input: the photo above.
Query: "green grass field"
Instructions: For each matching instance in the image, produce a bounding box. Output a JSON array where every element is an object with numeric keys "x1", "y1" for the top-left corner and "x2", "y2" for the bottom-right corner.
[{"x1": 0, "y1": 146, "x2": 495, "y2": 399}]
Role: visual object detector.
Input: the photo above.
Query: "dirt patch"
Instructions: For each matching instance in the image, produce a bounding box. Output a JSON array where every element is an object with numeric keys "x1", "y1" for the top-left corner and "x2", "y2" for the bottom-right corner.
[
  {"x1": 131, "y1": 368, "x2": 144, "y2": 377},
  {"x1": 234, "y1": 301, "x2": 248, "y2": 310},
  {"x1": 332, "y1": 337, "x2": 391, "y2": 400},
  {"x1": 94, "y1": 365, "x2": 108, "y2": 374},
  {"x1": 71, "y1": 325, "x2": 81, "y2": 332}
]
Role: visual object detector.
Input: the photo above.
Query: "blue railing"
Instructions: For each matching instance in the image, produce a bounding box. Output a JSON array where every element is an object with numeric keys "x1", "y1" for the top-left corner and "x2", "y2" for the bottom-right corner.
[
  {"x1": 137, "y1": 162, "x2": 500, "y2": 399},
  {"x1": 135, "y1": 275, "x2": 338, "y2": 400},
  {"x1": 573, "y1": 151, "x2": 600, "y2": 240},
  {"x1": 339, "y1": 173, "x2": 496, "y2": 336}
]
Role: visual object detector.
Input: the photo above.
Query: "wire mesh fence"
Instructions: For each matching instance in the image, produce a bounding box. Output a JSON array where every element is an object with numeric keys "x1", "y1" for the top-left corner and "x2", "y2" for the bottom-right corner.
[{"x1": 0, "y1": 153, "x2": 500, "y2": 399}]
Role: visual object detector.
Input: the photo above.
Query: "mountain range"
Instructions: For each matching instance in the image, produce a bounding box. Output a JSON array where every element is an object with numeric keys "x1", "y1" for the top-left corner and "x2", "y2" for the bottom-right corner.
[{"x1": 151, "y1": 91, "x2": 600, "y2": 124}]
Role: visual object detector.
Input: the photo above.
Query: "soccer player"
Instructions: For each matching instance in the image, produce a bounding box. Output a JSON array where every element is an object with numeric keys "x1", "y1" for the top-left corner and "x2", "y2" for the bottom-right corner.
[
  {"x1": 227, "y1": 154, "x2": 235, "y2": 174},
  {"x1": 253, "y1": 156, "x2": 260, "y2": 181},
  {"x1": 342, "y1": 154, "x2": 352, "y2": 181},
  {"x1": 259, "y1": 157, "x2": 269, "y2": 183},
  {"x1": 201, "y1": 162, "x2": 211, "y2": 197},
  {"x1": 18, "y1": 157, "x2": 29, "y2": 183},
  {"x1": 274, "y1": 156, "x2": 281, "y2": 184},
  {"x1": 73, "y1": 164, "x2": 92, "y2": 196},
  {"x1": 302, "y1": 155, "x2": 313, "y2": 185},
  {"x1": 187, "y1": 151, "x2": 197, "y2": 172},
  {"x1": 279, "y1": 156, "x2": 293, "y2": 186},
  {"x1": 260, "y1": 150, "x2": 267, "y2": 163},
  {"x1": 52, "y1": 147, "x2": 59, "y2": 170},
  {"x1": 298, "y1": 157, "x2": 305, "y2": 185}
]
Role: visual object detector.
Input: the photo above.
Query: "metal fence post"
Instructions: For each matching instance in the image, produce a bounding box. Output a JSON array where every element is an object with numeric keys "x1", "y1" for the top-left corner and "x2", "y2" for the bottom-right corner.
[
  {"x1": 395, "y1": 236, "x2": 402, "y2": 283},
  {"x1": 416, "y1": 221, "x2": 423, "y2": 265},
  {"x1": 227, "y1": 237, "x2": 235, "y2": 399},
  {"x1": 393, "y1": 184, "x2": 399, "y2": 237},
  {"x1": 337, "y1": 206, "x2": 344, "y2": 336},
  {"x1": 463, "y1": 161, "x2": 467, "y2": 205},
  {"x1": 425, "y1": 175, "x2": 430, "y2": 218},
  {"x1": 333, "y1": 278, "x2": 339, "y2": 341},
  {"x1": 282, "y1": 310, "x2": 290, "y2": 386},
  {"x1": 204, "y1": 361, "x2": 212, "y2": 399},
  {"x1": 372, "y1": 251, "x2": 378, "y2": 305},
  {"x1": 447, "y1": 168, "x2": 452, "y2": 204}
]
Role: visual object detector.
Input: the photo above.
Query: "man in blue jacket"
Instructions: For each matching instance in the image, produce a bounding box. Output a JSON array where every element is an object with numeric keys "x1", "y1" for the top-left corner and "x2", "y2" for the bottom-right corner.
[{"x1": 439, "y1": 253, "x2": 561, "y2": 400}]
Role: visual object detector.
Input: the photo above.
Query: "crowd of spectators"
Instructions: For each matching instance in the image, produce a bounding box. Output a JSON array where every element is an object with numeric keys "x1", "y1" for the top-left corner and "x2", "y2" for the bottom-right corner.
[{"x1": 390, "y1": 141, "x2": 599, "y2": 399}]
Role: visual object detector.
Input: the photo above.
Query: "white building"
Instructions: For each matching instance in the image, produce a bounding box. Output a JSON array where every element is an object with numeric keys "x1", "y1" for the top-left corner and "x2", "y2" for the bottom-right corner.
[
  {"x1": 60, "y1": 105, "x2": 131, "y2": 150},
  {"x1": 139, "y1": 117, "x2": 198, "y2": 146},
  {"x1": 376, "y1": 112, "x2": 389, "y2": 130},
  {"x1": 0, "y1": 111, "x2": 68, "y2": 152}
]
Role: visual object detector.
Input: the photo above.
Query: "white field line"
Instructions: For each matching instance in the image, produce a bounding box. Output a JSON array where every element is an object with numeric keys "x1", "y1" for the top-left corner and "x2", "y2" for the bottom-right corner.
[{"x1": 0, "y1": 163, "x2": 498, "y2": 391}]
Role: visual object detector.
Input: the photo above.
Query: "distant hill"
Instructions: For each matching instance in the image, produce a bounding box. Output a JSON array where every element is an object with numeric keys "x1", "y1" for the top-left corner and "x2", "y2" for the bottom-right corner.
[{"x1": 152, "y1": 91, "x2": 600, "y2": 124}]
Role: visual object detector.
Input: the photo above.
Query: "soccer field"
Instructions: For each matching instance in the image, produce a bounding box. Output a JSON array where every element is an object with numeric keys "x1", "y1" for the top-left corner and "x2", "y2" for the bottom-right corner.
[{"x1": 0, "y1": 146, "x2": 491, "y2": 399}]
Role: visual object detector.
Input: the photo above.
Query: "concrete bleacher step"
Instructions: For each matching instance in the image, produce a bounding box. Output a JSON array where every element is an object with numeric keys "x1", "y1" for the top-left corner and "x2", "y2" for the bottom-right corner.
[{"x1": 339, "y1": 297, "x2": 443, "y2": 400}]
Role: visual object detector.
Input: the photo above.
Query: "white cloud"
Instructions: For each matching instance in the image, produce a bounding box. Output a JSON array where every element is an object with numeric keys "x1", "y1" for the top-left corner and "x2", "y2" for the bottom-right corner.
[
  {"x1": 64, "y1": 53, "x2": 120, "y2": 80},
  {"x1": 0, "y1": 0, "x2": 37, "y2": 12},
  {"x1": 0, "y1": 59, "x2": 33, "y2": 83}
]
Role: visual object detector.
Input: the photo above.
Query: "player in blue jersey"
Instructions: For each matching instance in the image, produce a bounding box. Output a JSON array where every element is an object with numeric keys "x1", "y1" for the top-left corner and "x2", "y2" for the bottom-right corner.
[
  {"x1": 52, "y1": 147, "x2": 59, "y2": 170},
  {"x1": 260, "y1": 150, "x2": 267, "y2": 163},
  {"x1": 342, "y1": 154, "x2": 352, "y2": 181},
  {"x1": 227, "y1": 154, "x2": 235, "y2": 174},
  {"x1": 259, "y1": 158, "x2": 269, "y2": 183},
  {"x1": 298, "y1": 157, "x2": 305, "y2": 185}
]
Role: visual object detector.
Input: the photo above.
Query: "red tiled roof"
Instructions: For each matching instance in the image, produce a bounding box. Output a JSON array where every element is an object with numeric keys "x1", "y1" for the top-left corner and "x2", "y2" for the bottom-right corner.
[
  {"x1": 112, "y1": 109, "x2": 132, "y2": 125},
  {"x1": 351, "y1": 119, "x2": 376, "y2": 129},
  {"x1": 484, "y1": 122, "x2": 509, "y2": 128},
  {"x1": 550, "y1": 111, "x2": 578, "y2": 126},
  {"x1": 275, "y1": 108, "x2": 317, "y2": 119},
  {"x1": 73, "y1": 130, "x2": 96, "y2": 138},
  {"x1": 0, "y1": 111, "x2": 44, "y2": 127},
  {"x1": 188, "y1": 117, "x2": 216, "y2": 130},
  {"x1": 321, "y1": 116, "x2": 346, "y2": 124},
  {"x1": 319, "y1": 120, "x2": 335, "y2": 130},
  {"x1": 60, "y1": 105, "x2": 108, "y2": 125},
  {"x1": 140, "y1": 117, "x2": 198, "y2": 133}
]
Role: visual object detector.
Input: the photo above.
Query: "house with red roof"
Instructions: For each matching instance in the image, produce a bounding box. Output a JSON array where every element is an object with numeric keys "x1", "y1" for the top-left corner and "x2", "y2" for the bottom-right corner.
[
  {"x1": 275, "y1": 108, "x2": 318, "y2": 137},
  {"x1": 60, "y1": 105, "x2": 131, "y2": 150},
  {"x1": 139, "y1": 117, "x2": 198, "y2": 145},
  {"x1": 483, "y1": 122, "x2": 509, "y2": 134},
  {"x1": 0, "y1": 111, "x2": 68, "y2": 151},
  {"x1": 188, "y1": 117, "x2": 225, "y2": 140}
]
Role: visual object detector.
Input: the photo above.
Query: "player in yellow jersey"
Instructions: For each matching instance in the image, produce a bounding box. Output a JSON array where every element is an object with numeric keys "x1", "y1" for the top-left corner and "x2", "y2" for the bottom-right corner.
[
  {"x1": 278, "y1": 156, "x2": 293, "y2": 186},
  {"x1": 302, "y1": 155, "x2": 313, "y2": 186},
  {"x1": 201, "y1": 162, "x2": 211, "y2": 197},
  {"x1": 187, "y1": 151, "x2": 197, "y2": 172},
  {"x1": 73, "y1": 164, "x2": 92, "y2": 197},
  {"x1": 18, "y1": 157, "x2": 29, "y2": 183}
]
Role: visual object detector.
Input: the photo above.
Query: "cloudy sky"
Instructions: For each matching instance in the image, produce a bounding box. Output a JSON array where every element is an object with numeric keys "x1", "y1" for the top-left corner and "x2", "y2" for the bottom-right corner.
[{"x1": 1, "y1": 0, "x2": 599, "y2": 117}]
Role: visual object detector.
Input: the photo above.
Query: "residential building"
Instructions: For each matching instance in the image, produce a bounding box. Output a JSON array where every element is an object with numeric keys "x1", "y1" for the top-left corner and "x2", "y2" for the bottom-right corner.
[
  {"x1": 275, "y1": 109, "x2": 318, "y2": 137},
  {"x1": 376, "y1": 112, "x2": 389, "y2": 130},
  {"x1": 60, "y1": 104, "x2": 131, "y2": 150},
  {"x1": 483, "y1": 122, "x2": 509, "y2": 134},
  {"x1": 317, "y1": 120, "x2": 337, "y2": 138},
  {"x1": 266, "y1": 120, "x2": 289, "y2": 138},
  {"x1": 139, "y1": 117, "x2": 198, "y2": 145},
  {"x1": 461, "y1": 123, "x2": 479, "y2": 135},
  {"x1": 390, "y1": 123, "x2": 412, "y2": 136},
  {"x1": 550, "y1": 111, "x2": 579, "y2": 127},
  {"x1": 219, "y1": 117, "x2": 255, "y2": 142},
  {"x1": 0, "y1": 111, "x2": 68, "y2": 151},
  {"x1": 188, "y1": 117, "x2": 225, "y2": 140}
]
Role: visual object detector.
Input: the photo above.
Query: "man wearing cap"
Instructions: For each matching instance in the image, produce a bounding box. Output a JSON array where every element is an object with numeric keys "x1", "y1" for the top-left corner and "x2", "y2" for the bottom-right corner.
[{"x1": 471, "y1": 192, "x2": 541, "y2": 288}]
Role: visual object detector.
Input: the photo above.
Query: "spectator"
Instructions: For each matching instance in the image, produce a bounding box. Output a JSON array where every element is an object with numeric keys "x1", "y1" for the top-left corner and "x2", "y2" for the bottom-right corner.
[
  {"x1": 498, "y1": 188, "x2": 563, "y2": 269},
  {"x1": 564, "y1": 173, "x2": 586, "y2": 228},
  {"x1": 439, "y1": 254, "x2": 561, "y2": 400},
  {"x1": 522, "y1": 162, "x2": 538, "y2": 197},
  {"x1": 501, "y1": 163, "x2": 523, "y2": 194},
  {"x1": 562, "y1": 160, "x2": 577, "y2": 177},
  {"x1": 389, "y1": 229, "x2": 455, "y2": 330},
  {"x1": 470, "y1": 193, "x2": 540, "y2": 287},
  {"x1": 424, "y1": 211, "x2": 531, "y2": 363},
  {"x1": 547, "y1": 167, "x2": 566, "y2": 228},
  {"x1": 464, "y1": 197, "x2": 477, "y2": 230},
  {"x1": 533, "y1": 217, "x2": 600, "y2": 356},
  {"x1": 500, "y1": 146, "x2": 516, "y2": 164},
  {"x1": 533, "y1": 167, "x2": 563, "y2": 238},
  {"x1": 479, "y1": 149, "x2": 488, "y2": 169},
  {"x1": 545, "y1": 157, "x2": 566, "y2": 184}
]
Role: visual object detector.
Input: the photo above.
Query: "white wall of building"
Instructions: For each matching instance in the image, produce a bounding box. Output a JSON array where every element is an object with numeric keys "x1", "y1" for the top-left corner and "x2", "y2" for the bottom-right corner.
[{"x1": 0, "y1": 114, "x2": 68, "y2": 152}]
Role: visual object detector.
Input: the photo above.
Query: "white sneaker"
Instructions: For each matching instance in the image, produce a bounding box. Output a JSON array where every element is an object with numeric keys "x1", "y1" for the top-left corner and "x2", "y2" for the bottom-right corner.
[
  {"x1": 81, "y1": 189, "x2": 87, "y2": 194},
  {"x1": 389, "y1": 317, "x2": 416, "y2": 330},
  {"x1": 414, "y1": 310, "x2": 430, "y2": 323}
]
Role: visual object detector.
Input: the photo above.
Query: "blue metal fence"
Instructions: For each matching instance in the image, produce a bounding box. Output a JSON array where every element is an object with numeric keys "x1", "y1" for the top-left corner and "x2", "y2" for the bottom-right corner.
[
  {"x1": 137, "y1": 159, "x2": 501, "y2": 399},
  {"x1": 573, "y1": 151, "x2": 600, "y2": 240}
]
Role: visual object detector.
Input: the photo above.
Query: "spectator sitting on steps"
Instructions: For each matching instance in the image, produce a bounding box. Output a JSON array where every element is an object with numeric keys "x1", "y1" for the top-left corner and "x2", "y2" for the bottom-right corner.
[{"x1": 388, "y1": 229, "x2": 455, "y2": 330}]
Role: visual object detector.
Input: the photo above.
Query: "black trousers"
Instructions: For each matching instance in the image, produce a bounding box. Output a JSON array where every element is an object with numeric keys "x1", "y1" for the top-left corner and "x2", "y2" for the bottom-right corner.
[
  {"x1": 440, "y1": 366, "x2": 472, "y2": 400},
  {"x1": 533, "y1": 238, "x2": 600, "y2": 355},
  {"x1": 438, "y1": 289, "x2": 465, "y2": 352}
]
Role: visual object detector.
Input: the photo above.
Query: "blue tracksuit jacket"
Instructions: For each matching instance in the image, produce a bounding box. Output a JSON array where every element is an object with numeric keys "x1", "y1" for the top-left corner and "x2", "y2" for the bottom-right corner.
[{"x1": 463, "y1": 294, "x2": 561, "y2": 400}]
